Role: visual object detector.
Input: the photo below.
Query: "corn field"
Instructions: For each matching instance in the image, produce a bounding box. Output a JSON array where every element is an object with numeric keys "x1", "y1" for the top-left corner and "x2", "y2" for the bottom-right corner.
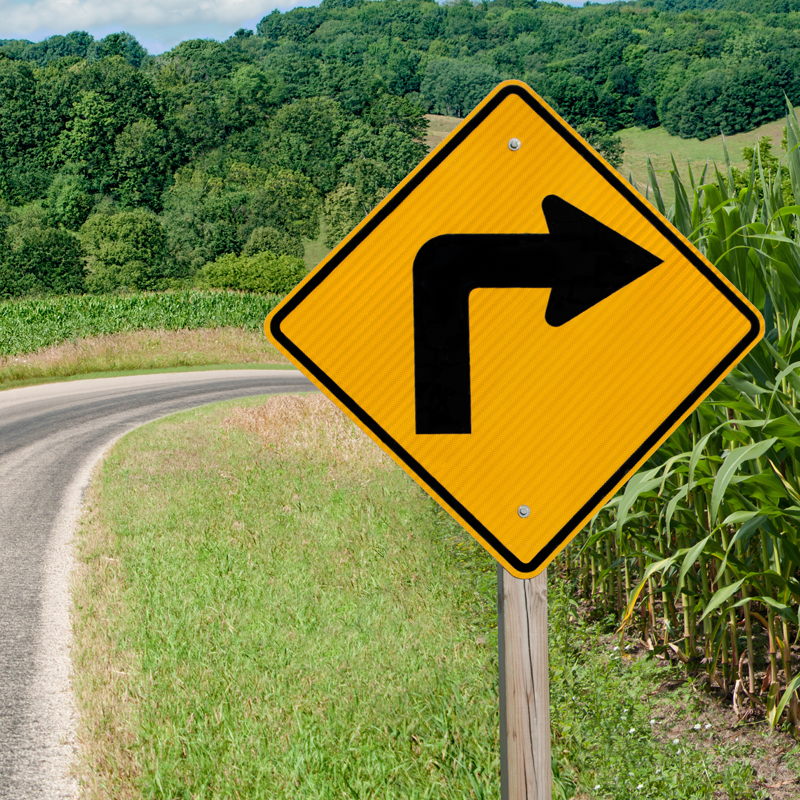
[
  {"x1": 567, "y1": 102, "x2": 800, "y2": 734},
  {"x1": 0, "y1": 289, "x2": 281, "y2": 357}
]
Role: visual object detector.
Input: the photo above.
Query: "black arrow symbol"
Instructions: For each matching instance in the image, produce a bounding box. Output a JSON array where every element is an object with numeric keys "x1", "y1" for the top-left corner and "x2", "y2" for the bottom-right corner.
[{"x1": 413, "y1": 195, "x2": 663, "y2": 435}]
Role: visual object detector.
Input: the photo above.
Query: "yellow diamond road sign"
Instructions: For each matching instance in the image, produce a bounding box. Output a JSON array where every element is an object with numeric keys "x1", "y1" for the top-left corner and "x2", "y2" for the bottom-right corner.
[{"x1": 266, "y1": 80, "x2": 763, "y2": 578}]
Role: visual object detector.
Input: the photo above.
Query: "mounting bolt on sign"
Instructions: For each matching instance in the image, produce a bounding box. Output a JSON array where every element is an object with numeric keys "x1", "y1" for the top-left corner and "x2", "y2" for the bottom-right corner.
[{"x1": 265, "y1": 81, "x2": 763, "y2": 799}]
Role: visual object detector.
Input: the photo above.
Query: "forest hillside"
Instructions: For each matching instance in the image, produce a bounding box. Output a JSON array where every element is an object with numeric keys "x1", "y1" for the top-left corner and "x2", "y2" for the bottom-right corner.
[{"x1": 1, "y1": 0, "x2": 799, "y2": 298}]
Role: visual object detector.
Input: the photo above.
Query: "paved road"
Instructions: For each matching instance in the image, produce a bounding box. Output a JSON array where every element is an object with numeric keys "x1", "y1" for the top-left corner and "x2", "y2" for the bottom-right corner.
[{"x1": 0, "y1": 369, "x2": 313, "y2": 799}]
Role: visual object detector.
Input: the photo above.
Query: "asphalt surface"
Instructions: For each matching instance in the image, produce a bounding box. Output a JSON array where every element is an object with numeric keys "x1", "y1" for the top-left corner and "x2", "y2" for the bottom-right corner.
[{"x1": 0, "y1": 369, "x2": 314, "y2": 799}]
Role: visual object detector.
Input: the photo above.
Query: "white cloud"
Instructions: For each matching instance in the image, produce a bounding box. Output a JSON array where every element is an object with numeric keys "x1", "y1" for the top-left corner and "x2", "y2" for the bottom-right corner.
[
  {"x1": 0, "y1": 0, "x2": 318, "y2": 53},
  {"x1": 0, "y1": 0, "x2": 617, "y2": 55}
]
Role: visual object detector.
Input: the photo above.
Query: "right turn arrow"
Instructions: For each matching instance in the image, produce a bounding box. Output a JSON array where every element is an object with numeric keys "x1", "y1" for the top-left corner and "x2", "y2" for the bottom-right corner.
[{"x1": 413, "y1": 195, "x2": 663, "y2": 435}]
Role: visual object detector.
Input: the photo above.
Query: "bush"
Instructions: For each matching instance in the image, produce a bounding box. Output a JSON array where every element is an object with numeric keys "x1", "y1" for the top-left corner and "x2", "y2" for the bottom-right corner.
[{"x1": 200, "y1": 251, "x2": 307, "y2": 295}]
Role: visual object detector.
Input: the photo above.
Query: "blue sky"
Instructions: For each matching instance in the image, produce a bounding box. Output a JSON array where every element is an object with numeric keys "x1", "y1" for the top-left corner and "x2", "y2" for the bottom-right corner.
[{"x1": 0, "y1": 0, "x2": 618, "y2": 55}]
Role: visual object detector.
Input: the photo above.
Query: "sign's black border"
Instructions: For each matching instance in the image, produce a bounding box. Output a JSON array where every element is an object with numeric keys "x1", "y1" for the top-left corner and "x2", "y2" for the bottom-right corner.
[{"x1": 270, "y1": 83, "x2": 762, "y2": 575}]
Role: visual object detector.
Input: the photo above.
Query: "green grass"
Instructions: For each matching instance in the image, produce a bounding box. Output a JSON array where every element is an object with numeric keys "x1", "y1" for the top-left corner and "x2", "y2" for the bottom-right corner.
[
  {"x1": 74, "y1": 394, "x2": 501, "y2": 799},
  {"x1": 0, "y1": 290, "x2": 281, "y2": 357},
  {"x1": 548, "y1": 589, "x2": 772, "y2": 800},
  {"x1": 72, "y1": 395, "x2": 778, "y2": 799}
]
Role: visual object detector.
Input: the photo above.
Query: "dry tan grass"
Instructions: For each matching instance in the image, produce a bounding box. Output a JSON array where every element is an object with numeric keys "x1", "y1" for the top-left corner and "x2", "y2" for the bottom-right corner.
[
  {"x1": 424, "y1": 113, "x2": 461, "y2": 151},
  {"x1": 0, "y1": 327, "x2": 287, "y2": 385},
  {"x1": 222, "y1": 394, "x2": 391, "y2": 476},
  {"x1": 71, "y1": 480, "x2": 142, "y2": 800}
]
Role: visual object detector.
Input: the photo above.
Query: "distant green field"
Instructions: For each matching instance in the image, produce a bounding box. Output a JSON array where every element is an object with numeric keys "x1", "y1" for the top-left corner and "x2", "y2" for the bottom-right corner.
[{"x1": 619, "y1": 118, "x2": 787, "y2": 205}]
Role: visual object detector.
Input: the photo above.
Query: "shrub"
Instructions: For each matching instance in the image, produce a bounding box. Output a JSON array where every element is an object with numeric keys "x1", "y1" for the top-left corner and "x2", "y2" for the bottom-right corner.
[{"x1": 200, "y1": 251, "x2": 306, "y2": 295}]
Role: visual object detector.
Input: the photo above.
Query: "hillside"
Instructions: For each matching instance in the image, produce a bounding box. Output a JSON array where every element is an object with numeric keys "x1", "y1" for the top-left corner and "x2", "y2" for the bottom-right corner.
[{"x1": 2, "y1": 0, "x2": 800, "y2": 300}]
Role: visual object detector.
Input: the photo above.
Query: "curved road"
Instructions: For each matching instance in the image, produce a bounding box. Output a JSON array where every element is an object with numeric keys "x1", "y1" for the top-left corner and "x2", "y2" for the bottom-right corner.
[{"x1": 0, "y1": 369, "x2": 314, "y2": 799}]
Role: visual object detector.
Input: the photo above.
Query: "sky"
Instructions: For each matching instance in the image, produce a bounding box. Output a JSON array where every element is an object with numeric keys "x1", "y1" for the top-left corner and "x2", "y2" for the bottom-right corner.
[{"x1": 0, "y1": 0, "x2": 619, "y2": 55}]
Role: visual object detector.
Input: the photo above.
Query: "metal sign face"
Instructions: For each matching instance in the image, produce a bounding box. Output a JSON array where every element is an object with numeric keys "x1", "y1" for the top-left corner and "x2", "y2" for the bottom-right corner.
[{"x1": 266, "y1": 80, "x2": 763, "y2": 578}]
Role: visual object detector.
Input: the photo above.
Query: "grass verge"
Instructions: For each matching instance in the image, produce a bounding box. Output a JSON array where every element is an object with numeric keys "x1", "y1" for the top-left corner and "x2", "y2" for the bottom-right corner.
[
  {"x1": 0, "y1": 327, "x2": 288, "y2": 389},
  {"x1": 72, "y1": 395, "x2": 797, "y2": 798},
  {"x1": 72, "y1": 395, "x2": 500, "y2": 799}
]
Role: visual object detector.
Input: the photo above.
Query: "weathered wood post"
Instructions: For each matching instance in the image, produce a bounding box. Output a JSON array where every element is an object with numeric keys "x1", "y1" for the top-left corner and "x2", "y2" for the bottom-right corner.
[{"x1": 498, "y1": 565, "x2": 551, "y2": 800}]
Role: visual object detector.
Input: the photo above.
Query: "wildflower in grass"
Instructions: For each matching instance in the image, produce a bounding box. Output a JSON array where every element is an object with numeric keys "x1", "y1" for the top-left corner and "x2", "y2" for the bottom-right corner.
[
  {"x1": 649, "y1": 719, "x2": 656, "y2": 725},
  {"x1": 673, "y1": 738, "x2": 679, "y2": 745},
  {"x1": 704, "y1": 723, "x2": 711, "y2": 730},
  {"x1": 637, "y1": 784, "x2": 644, "y2": 790},
  {"x1": 693, "y1": 724, "x2": 701, "y2": 730},
  {"x1": 629, "y1": 728, "x2": 635, "y2": 734}
]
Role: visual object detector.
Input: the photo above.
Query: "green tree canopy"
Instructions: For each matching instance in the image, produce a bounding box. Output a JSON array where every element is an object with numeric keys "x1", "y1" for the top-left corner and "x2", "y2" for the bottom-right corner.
[
  {"x1": 0, "y1": 227, "x2": 84, "y2": 298},
  {"x1": 80, "y1": 209, "x2": 167, "y2": 291}
]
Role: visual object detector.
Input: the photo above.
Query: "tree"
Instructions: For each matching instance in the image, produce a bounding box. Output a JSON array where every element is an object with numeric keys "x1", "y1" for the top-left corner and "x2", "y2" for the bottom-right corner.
[
  {"x1": 0, "y1": 31, "x2": 95, "y2": 66},
  {"x1": 113, "y1": 118, "x2": 172, "y2": 210},
  {"x1": 0, "y1": 227, "x2": 84, "y2": 298},
  {"x1": 95, "y1": 33, "x2": 148, "y2": 68},
  {"x1": 265, "y1": 98, "x2": 347, "y2": 193},
  {"x1": 0, "y1": 60, "x2": 49, "y2": 204},
  {"x1": 56, "y1": 56, "x2": 165, "y2": 195},
  {"x1": 420, "y1": 58, "x2": 501, "y2": 117},
  {"x1": 662, "y1": 63, "x2": 786, "y2": 140},
  {"x1": 576, "y1": 120, "x2": 624, "y2": 169},
  {"x1": 633, "y1": 95, "x2": 659, "y2": 129},
  {"x1": 323, "y1": 185, "x2": 364, "y2": 248},
  {"x1": 363, "y1": 92, "x2": 427, "y2": 139},
  {"x1": 80, "y1": 209, "x2": 167, "y2": 291},
  {"x1": 243, "y1": 226, "x2": 304, "y2": 258},
  {"x1": 338, "y1": 120, "x2": 426, "y2": 193},
  {"x1": 544, "y1": 73, "x2": 620, "y2": 131},
  {"x1": 231, "y1": 65, "x2": 286, "y2": 125},
  {"x1": 161, "y1": 162, "x2": 321, "y2": 275},
  {"x1": 45, "y1": 164, "x2": 94, "y2": 230}
]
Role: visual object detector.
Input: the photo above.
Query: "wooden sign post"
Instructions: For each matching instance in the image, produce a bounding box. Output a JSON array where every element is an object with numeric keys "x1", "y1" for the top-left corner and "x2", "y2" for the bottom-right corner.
[{"x1": 498, "y1": 565, "x2": 551, "y2": 800}]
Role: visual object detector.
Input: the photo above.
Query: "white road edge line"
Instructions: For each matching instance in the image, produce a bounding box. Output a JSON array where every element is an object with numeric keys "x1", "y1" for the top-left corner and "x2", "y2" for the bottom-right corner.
[{"x1": 33, "y1": 430, "x2": 129, "y2": 800}]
